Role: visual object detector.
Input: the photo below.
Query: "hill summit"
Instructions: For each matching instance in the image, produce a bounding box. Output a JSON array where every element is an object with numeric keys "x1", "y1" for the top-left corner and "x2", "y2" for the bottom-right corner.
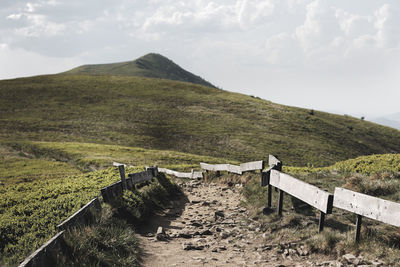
[{"x1": 64, "y1": 53, "x2": 216, "y2": 88}]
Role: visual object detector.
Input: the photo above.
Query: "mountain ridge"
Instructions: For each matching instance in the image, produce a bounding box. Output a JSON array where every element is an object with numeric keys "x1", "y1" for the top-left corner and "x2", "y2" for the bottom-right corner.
[{"x1": 64, "y1": 53, "x2": 216, "y2": 88}]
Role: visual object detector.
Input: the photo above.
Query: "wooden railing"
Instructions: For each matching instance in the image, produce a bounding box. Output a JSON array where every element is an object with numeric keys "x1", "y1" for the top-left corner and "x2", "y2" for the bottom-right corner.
[
  {"x1": 261, "y1": 155, "x2": 400, "y2": 241},
  {"x1": 200, "y1": 160, "x2": 264, "y2": 175},
  {"x1": 158, "y1": 167, "x2": 203, "y2": 179},
  {"x1": 20, "y1": 165, "x2": 159, "y2": 267},
  {"x1": 20, "y1": 154, "x2": 400, "y2": 266}
]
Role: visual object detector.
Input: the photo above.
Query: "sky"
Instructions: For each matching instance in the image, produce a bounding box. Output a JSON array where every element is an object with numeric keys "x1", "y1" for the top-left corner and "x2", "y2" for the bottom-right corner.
[{"x1": 1, "y1": 0, "x2": 399, "y2": 118}]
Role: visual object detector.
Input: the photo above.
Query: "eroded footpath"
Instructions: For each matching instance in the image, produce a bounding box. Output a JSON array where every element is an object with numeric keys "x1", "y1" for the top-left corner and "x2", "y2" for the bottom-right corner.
[{"x1": 136, "y1": 180, "x2": 355, "y2": 266}]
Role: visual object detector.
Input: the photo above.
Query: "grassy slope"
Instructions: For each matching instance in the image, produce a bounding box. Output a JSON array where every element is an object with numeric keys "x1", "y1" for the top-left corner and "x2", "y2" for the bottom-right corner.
[
  {"x1": 1, "y1": 74, "x2": 400, "y2": 167},
  {"x1": 64, "y1": 53, "x2": 216, "y2": 88}
]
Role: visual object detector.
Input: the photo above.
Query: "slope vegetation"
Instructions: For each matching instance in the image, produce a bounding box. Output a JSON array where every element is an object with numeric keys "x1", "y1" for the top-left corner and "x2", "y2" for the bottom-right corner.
[
  {"x1": 64, "y1": 53, "x2": 216, "y2": 88},
  {"x1": 1, "y1": 74, "x2": 400, "y2": 166}
]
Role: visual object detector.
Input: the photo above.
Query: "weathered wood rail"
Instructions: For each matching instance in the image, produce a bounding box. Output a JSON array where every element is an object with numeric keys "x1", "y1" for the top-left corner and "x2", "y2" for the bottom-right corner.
[
  {"x1": 101, "y1": 166, "x2": 157, "y2": 203},
  {"x1": 21, "y1": 165, "x2": 159, "y2": 266},
  {"x1": 333, "y1": 187, "x2": 400, "y2": 241},
  {"x1": 200, "y1": 160, "x2": 264, "y2": 175},
  {"x1": 262, "y1": 154, "x2": 400, "y2": 239},
  {"x1": 158, "y1": 167, "x2": 203, "y2": 179},
  {"x1": 18, "y1": 231, "x2": 65, "y2": 267},
  {"x1": 270, "y1": 169, "x2": 333, "y2": 232},
  {"x1": 262, "y1": 155, "x2": 333, "y2": 232},
  {"x1": 20, "y1": 153, "x2": 400, "y2": 266},
  {"x1": 57, "y1": 197, "x2": 101, "y2": 231}
]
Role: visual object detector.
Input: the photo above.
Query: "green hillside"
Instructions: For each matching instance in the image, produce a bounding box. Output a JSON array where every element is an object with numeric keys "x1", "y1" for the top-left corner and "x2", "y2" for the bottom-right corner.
[
  {"x1": 1, "y1": 74, "x2": 400, "y2": 166},
  {"x1": 64, "y1": 53, "x2": 216, "y2": 88}
]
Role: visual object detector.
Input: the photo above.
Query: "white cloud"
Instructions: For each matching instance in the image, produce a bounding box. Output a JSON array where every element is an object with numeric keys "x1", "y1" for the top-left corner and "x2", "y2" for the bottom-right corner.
[
  {"x1": 7, "y1": 13, "x2": 23, "y2": 20},
  {"x1": 142, "y1": 2, "x2": 239, "y2": 35},
  {"x1": 295, "y1": 0, "x2": 341, "y2": 53},
  {"x1": 236, "y1": 0, "x2": 275, "y2": 29},
  {"x1": 13, "y1": 13, "x2": 66, "y2": 37},
  {"x1": 374, "y1": 4, "x2": 400, "y2": 48}
]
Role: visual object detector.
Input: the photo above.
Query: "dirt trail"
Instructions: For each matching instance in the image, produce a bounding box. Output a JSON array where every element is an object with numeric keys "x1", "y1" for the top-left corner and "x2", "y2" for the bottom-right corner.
[{"x1": 137, "y1": 180, "x2": 334, "y2": 266}]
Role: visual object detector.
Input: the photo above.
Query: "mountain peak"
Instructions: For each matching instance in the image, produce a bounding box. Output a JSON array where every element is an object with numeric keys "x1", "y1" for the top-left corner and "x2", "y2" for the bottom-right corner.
[{"x1": 64, "y1": 53, "x2": 216, "y2": 88}]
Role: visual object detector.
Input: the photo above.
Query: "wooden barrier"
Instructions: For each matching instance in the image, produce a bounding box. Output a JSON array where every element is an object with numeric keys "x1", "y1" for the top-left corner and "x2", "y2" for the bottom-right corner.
[
  {"x1": 333, "y1": 187, "x2": 400, "y2": 241},
  {"x1": 128, "y1": 169, "x2": 154, "y2": 184},
  {"x1": 261, "y1": 155, "x2": 283, "y2": 208},
  {"x1": 57, "y1": 197, "x2": 101, "y2": 231},
  {"x1": 200, "y1": 163, "x2": 229, "y2": 172},
  {"x1": 270, "y1": 170, "x2": 333, "y2": 214},
  {"x1": 101, "y1": 168, "x2": 158, "y2": 203},
  {"x1": 269, "y1": 169, "x2": 333, "y2": 232},
  {"x1": 227, "y1": 164, "x2": 242, "y2": 174},
  {"x1": 19, "y1": 231, "x2": 65, "y2": 267},
  {"x1": 240, "y1": 161, "x2": 264, "y2": 173},
  {"x1": 101, "y1": 180, "x2": 123, "y2": 203},
  {"x1": 158, "y1": 167, "x2": 203, "y2": 179},
  {"x1": 21, "y1": 165, "x2": 159, "y2": 265},
  {"x1": 268, "y1": 155, "x2": 282, "y2": 169},
  {"x1": 200, "y1": 160, "x2": 264, "y2": 175}
]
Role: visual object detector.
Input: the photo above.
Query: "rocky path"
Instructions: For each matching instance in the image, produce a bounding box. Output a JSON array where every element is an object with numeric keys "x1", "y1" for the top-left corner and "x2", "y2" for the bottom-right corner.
[{"x1": 136, "y1": 180, "x2": 373, "y2": 267}]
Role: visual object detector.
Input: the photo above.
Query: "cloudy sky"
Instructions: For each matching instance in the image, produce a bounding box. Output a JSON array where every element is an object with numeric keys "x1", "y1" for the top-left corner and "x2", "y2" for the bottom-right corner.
[{"x1": 1, "y1": 0, "x2": 399, "y2": 118}]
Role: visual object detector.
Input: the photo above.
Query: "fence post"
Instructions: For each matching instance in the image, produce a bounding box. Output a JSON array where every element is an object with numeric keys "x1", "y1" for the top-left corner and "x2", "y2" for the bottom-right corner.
[
  {"x1": 355, "y1": 215, "x2": 362, "y2": 242},
  {"x1": 277, "y1": 189, "x2": 284, "y2": 216},
  {"x1": 118, "y1": 165, "x2": 127, "y2": 190},
  {"x1": 318, "y1": 212, "x2": 326, "y2": 233},
  {"x1": 267, "y1": 155, "x2": 282, "y2": 210},
  {"x1": 268, "y1": 184, "x2": 272, "y2": 208}
]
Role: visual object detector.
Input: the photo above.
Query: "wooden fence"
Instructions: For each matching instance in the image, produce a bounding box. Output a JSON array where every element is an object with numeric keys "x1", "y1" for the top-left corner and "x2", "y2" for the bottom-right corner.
[
  {"x1": 200, "y1": 160, "x2": 264, "y2": 175},
  {"x1": 333, "y1": 187, "x2": 400, "y2": 242},
  {"x1": 57, "y1": 197, "x2": 101, "y2": 231},
  {"x1": 20, "y1": 154, "x2": 400, "y2": 266},
  {"x1": 262, "y1": 155, "x2": 400, "y2": 240},
  {"x1": 158, "y1": 167, "x2": 203, "y2": 179},
  {"x1": 20, "y1": 165, "x2": 159, "y2": 266},
  {"x1": 19, "y1": 231, "x2": 65, "y2": 267}
]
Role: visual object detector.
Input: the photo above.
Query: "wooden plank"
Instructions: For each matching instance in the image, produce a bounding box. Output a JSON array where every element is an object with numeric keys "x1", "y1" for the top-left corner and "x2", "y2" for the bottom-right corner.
[
  {"x1": 19, "y1": 231, "x2": 65, "y2": 267},
  {"x1": 101, "y1": 181, "x2": 123, "y2": 202},
  {"x1": 57, "y1": 197, "x2": 101, "y2": 230},
  {"x1": 158, "y1": 168, "x2": 202, "y2": 179},
  {"x1": 333, "y1": 187, "x2": 400, "y2": 227},
  {"x1": 129, "y1": 170, "x2": 153, "y2": 184},
  {"x1": 240, "y1": 161, "x2": 264, "y2": 172},
  {"x1": 270, "y1": 170, "x2": 333, "y2": 214},
  {"x1": 268, "y1": 155, "x2": 282, "y2": 170},
  {"x1": 146, "y1": 166, "x2": 159, "y2": 177},
  {"x1": 227, "y1": 164, "x2": 242, "y2": 174},
  {"x1": 200, "y1": 163, "x2": 229, "y2": 172},
  {"x1": 201, "y1": 161, "x2": 264, "y2": 174},
  {"x1": 200, "y1": 163, "x2": 214, "y2": 171}
]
